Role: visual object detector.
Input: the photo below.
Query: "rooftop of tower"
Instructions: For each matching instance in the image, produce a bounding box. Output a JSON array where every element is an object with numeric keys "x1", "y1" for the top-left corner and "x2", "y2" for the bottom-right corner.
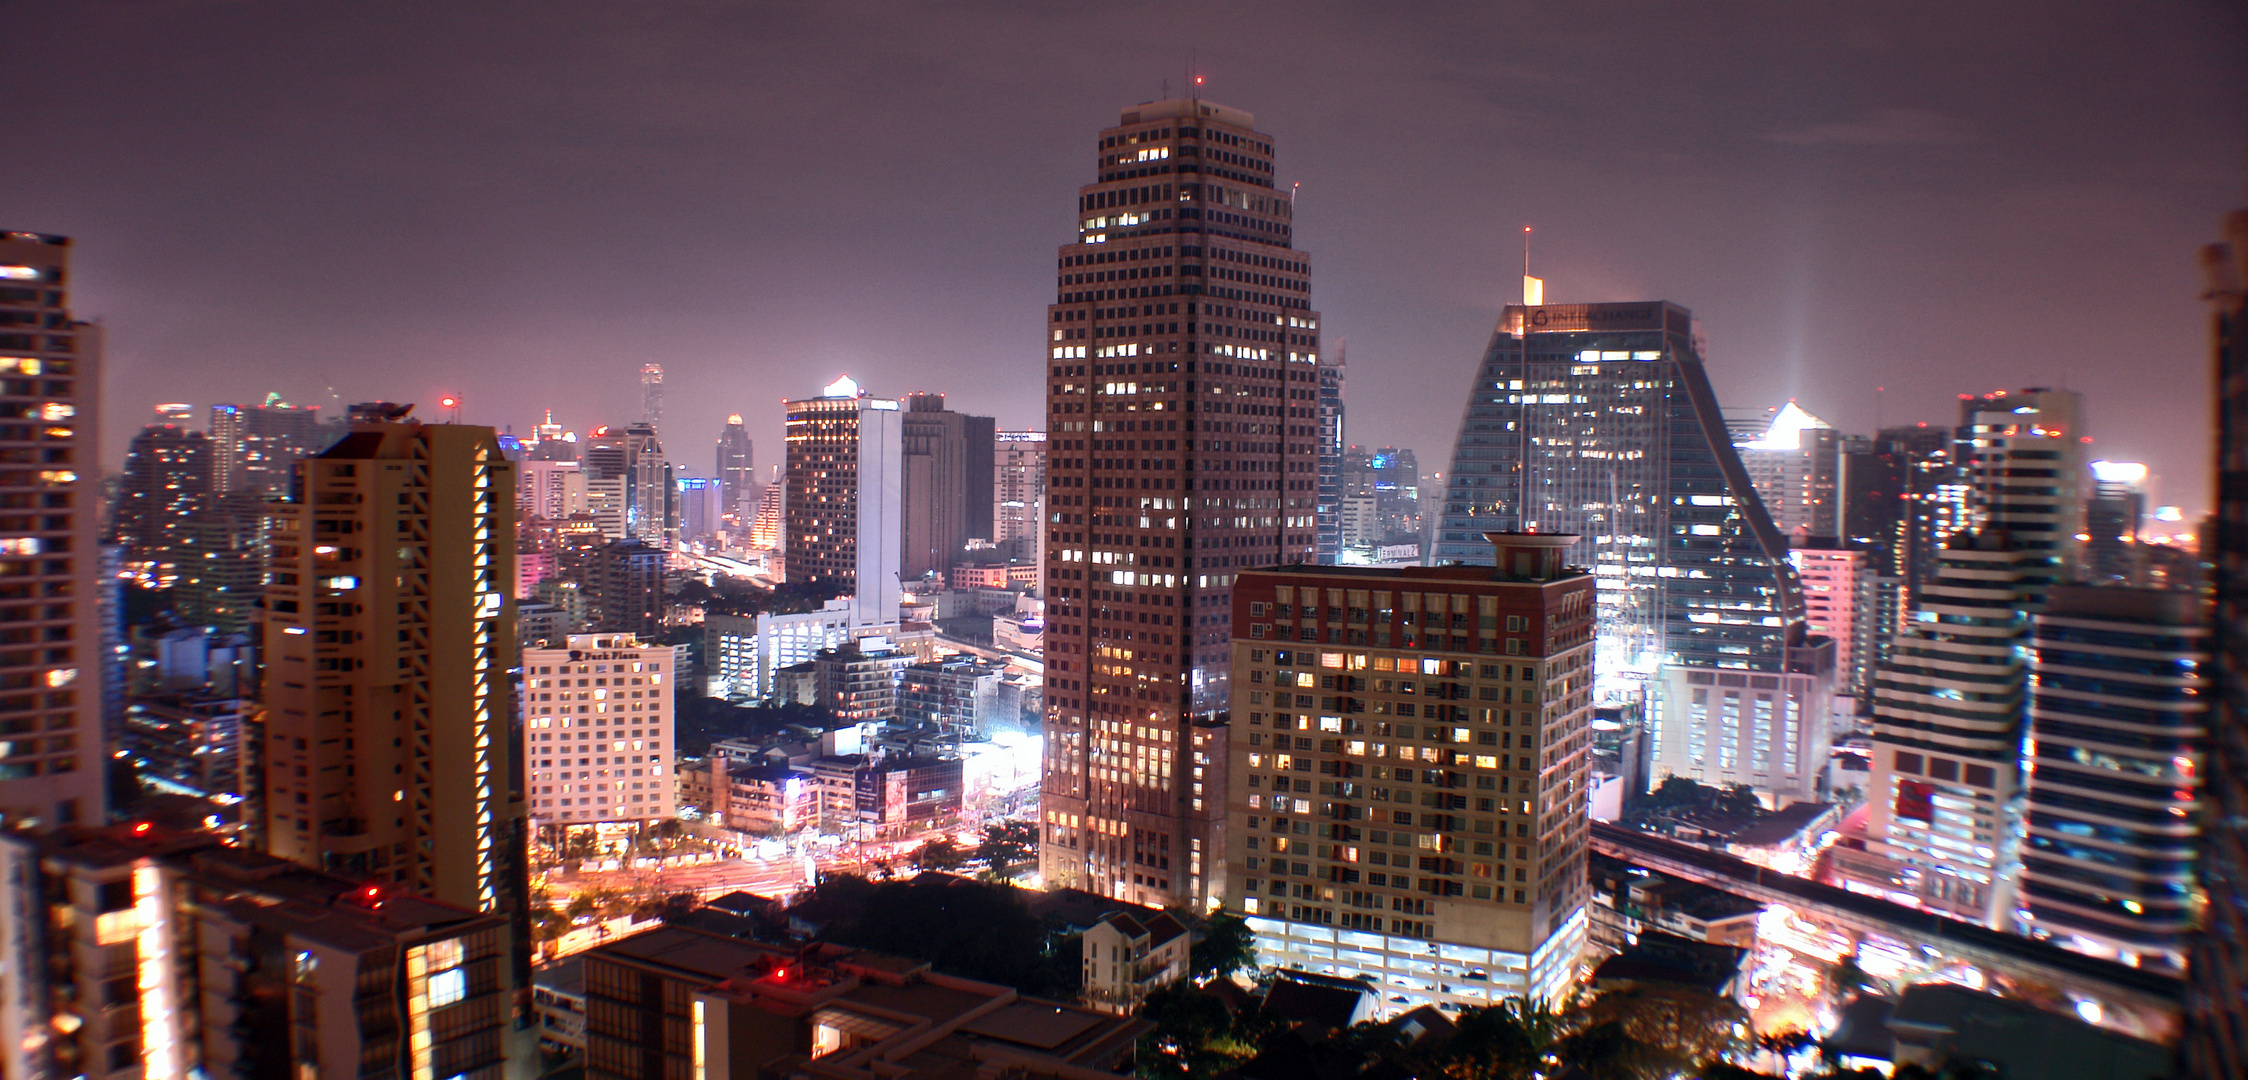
[{"x1": 1120, "y1": 97, "x2": 1256, "y2": 129}]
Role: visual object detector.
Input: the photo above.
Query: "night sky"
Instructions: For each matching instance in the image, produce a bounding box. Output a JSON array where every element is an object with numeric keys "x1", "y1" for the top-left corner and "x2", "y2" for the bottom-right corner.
[{"x1": 8, "y1": 2, "x2": 2242, "y2": 520}]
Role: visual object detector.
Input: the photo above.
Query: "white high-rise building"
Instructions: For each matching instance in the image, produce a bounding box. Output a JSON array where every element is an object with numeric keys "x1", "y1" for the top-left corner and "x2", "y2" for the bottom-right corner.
[
  {"x1": 1839, "y1": 387, "x2": 2088, "y2": 927},
  {"x1": 518, "y1": 457, "x2": 587, "y2": 520},
  {"x1": 522, "y1": 634, "x2": 678, "y2": 826},
  {"x1": 1736, "y1": 401, "x2": 1843, "y2": 542},
  {"x1": 783, "y1": 376, "x2": 903, "y2": 628}
]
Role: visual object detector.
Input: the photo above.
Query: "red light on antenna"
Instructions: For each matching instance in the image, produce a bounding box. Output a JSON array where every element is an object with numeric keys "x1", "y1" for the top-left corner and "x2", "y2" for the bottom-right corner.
[
  {"x1": 1194, "y1": 76, "x2": 1203, "y2": 85},
  {"x1": 439, "y1": 396, "x2": 459, "y2": 409}
]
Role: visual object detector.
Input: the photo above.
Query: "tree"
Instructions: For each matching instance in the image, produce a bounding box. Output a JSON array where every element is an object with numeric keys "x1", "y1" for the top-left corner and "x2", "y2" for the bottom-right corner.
[
  {"x1": 1718, "y1": 784, "x2": 1766, "y2": 817},
  {"x1": 912, "y1": 837, "x2": 968, "y2": 871},
  {"x1": 1571, "y1": 982, "x2": 1750, "y2": 1076},
  {"x1": 975, "y1": 820, "x2": 1038, "y2": 871},
  {"x1": 1651, "y1": 775, "x2": 1707, "y2": 808},
  {"x1": 813, "y1": 873, "x2": 1071, "y2": 995},
  {"x1": 1136, "y1": 982, "x2": 1240, "y2": 1080},
  {"x1": 1428, "y1": 997, "x2": 1567, "y2": 1080},
  {"x1": 1188, "y1": 906, "x2": 1258, "y2": 981}
]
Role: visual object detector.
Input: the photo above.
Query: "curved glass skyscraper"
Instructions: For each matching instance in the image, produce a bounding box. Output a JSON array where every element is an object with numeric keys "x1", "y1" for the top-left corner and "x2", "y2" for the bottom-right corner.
[{"x1": 1431, "y1": 302, "x2": 1832, "y2": 803}]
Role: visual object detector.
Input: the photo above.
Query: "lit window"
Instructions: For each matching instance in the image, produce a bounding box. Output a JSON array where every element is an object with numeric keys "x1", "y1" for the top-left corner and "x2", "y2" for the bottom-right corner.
[{"x1": 428, "y1": 967, "x2": 466, "y2": 1008}]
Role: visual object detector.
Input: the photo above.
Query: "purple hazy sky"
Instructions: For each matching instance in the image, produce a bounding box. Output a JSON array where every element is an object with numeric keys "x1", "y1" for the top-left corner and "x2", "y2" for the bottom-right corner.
[{"x1": 8, "y1": 2, "x2": 2243, "y2": 518}]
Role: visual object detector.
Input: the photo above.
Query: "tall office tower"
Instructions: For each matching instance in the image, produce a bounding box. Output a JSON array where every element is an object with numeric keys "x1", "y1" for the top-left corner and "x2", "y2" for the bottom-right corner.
[
  {"x1": 640, "y1": 362, "x2": 664, "y2": 429},
  {"x1": 207, "y1": 402, "x2": 244, "y2": 493},
  {"x1": 218, "y1": 394, "x2": 330, "y2": 497},
  {"x1": 1846, "y1": 389, "x2": 2095, "y2": 918},
  {"x1": 115, "y1": 414, "x2": 213, "y2": 570},
  {"x1": 522, "y1": 633, "x2": 676, "y2": 827},
  {"x1": 586, "y1": 538, "x2": 665, "y2": 638},
  {"x1": 716, "y1": 413, "x2": 755, "y2": 519},
  {"x1": 2020, "y1": 584, "x2": 2208, "y2": 971},
  {"x1": 2086, "y1": 460, "x2": 2150, "y2": 585},
  {"x1": 994, "y1": 430, "x2": 1048, "y2": 565},
  {"x1": 1226, "y1": 534, "x2": 1596, "y2": 1010},
  {"x1": 748, "y1": 479, "x2": 784, "y2": 552},
  {"x1": 783, "y1": 376, "x2": 903, "y2": 626},
  {"x1": 1791, "y1": 545, "x2": 1878, "y2": 698},
  {"x1": 261, "y1": 404, "x2": 527, "y2": 936},
  {"x1": 1315, "y1": 346, "x2": 1344, "y2": 564},
  {"x1": 0, "y1": 232, "x2": 104, "y2": 830},
  {"x1": 899, "y1": 392, "x2": 996, "y2": 581},
  {"x1": 173, "y1": 490, "x2": 268, "y2": 634},
  {"x1": 676, "y1": 476, "x2": 725, "y2": 542},
  {"x1": 1848, "y1": 530, "x2": 2035, "y2": 926},
  {"x1": 1429, "y1": 302, "x2": 1829, "y2": 804},
  {"x1": 1370, "y1": 447, "x2": 1421, "y2": 547},
  {"x1": 1957, "y1": 388, "x2": 2088, "y2": 596},
  {"x1": 1038, "y1": 98, "x2": 1321, "y2": 906},
  {"x1": 2188, "y1": 199, "x2": 2248, "y2": 1080},
  {"x1": 1862, "y1": 423, "x2": 1967, "y2": 589},
  {"x1": 621, "y1": 421, "x2": 672, "y2": 543},
  {"x1": 1735, "y1": 400, "x2": 1844, "y2": 541}
]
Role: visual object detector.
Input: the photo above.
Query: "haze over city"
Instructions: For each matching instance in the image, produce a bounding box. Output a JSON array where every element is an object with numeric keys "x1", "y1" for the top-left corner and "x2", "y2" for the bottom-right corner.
[
  {"x1": 7, "y1": 5, "x2": 2248, "y2": 1079},
  {"x1": 5, "y1": 1, "x2": 2241, "y2": 519}
]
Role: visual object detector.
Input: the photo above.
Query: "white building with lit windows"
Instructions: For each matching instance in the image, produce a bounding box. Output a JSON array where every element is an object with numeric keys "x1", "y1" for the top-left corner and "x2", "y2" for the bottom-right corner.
[{"x1": 524, "y1": 634, "x2": 678, "y2": 826}]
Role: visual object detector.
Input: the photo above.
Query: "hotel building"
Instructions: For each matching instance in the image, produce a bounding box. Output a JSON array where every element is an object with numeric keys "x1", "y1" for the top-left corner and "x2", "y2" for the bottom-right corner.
[
  {"x1": 1225, "y1": 533, "x2": 1596, "y2": 1011},
  {"x1": 523, "y1": 634, "x2": 677, "y2": 826}
]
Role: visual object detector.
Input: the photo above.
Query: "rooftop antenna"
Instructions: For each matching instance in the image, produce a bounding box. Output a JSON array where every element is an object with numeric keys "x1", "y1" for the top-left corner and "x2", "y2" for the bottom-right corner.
[{"x1": 1521, "y1": 225, "x2": 1543, "y2": 306}]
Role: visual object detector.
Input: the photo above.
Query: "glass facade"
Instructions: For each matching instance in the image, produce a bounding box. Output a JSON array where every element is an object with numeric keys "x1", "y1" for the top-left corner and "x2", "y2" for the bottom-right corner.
[
  {"x1": 2022, "y1": 586, "x2": 2208, "y2": 971},
  {"x1": 1431, "y1": 302, "x2": 1803, "y2": 679}
]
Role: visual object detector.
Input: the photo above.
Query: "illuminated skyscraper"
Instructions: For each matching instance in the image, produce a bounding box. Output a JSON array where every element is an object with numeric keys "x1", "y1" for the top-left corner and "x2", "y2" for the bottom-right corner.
[
  {"x1": 716, "y1": 413, "x2": 755, "y2": 520},
  {"x1": 783, "y1": 376, "x2": 903, "y2": 626},
  {"x1": 994, "y1": 430, "x2": 1048, "y2": 566},
  {"x1": 0, "y1": 231, "x2": 103, "y2": 829},
  {"x1": 1735, "y1": 400, "x2": 1843, "y2": 542},
  {"x1": 2022, "y1": 584, "x2": 2208, "y2": 971},
  {"x1": 640, "y1": 362, "x2": 664, "y2": 430},
  {"x1": 1430, "y1": 302, "x2": 1830, "y2": 804},
  {"x1": 116, "y1": 413, "x2": 214, "y2": 573},
  {"x1": 1844, "y1": 389, "x2": 2087, "y2": 926},
  {"x1": 1315, "y1": 346, "x2": 1345, "y2": 564},
  {"x1": 1039, "y1": 97, "x2": 1320, "y2": 906},
  {"x1": 260, "y1": 404, "x2": 527, "y2": 934},
  {"x1": 2188, "y1": 197, "x2": 2248, "y2": 1079}
]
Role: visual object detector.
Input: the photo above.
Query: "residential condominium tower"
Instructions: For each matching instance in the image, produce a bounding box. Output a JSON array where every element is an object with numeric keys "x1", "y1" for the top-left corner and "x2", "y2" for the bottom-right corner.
[
  {"x1": 1430, "y1": 302, "x2": 1831, "y2": 804},
  {"x1": 1039, "y1": 97, "x2": 1321, "y2": 906},
  {"x1": 0, "y1": 231, "x2": 104, "y2": 830},
  {"x1": 1226, "y1": 533, "x2": 1596, "y2": 1011},
  {"x1": 260, "y1": 404, "x2": 527, "y2": 929}
]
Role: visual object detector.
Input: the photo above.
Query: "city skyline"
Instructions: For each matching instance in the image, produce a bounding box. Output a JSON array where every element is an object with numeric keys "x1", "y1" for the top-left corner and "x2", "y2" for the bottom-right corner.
[{"x1": 4, "y1": 4, "x2": 2239, "y2": 524}]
